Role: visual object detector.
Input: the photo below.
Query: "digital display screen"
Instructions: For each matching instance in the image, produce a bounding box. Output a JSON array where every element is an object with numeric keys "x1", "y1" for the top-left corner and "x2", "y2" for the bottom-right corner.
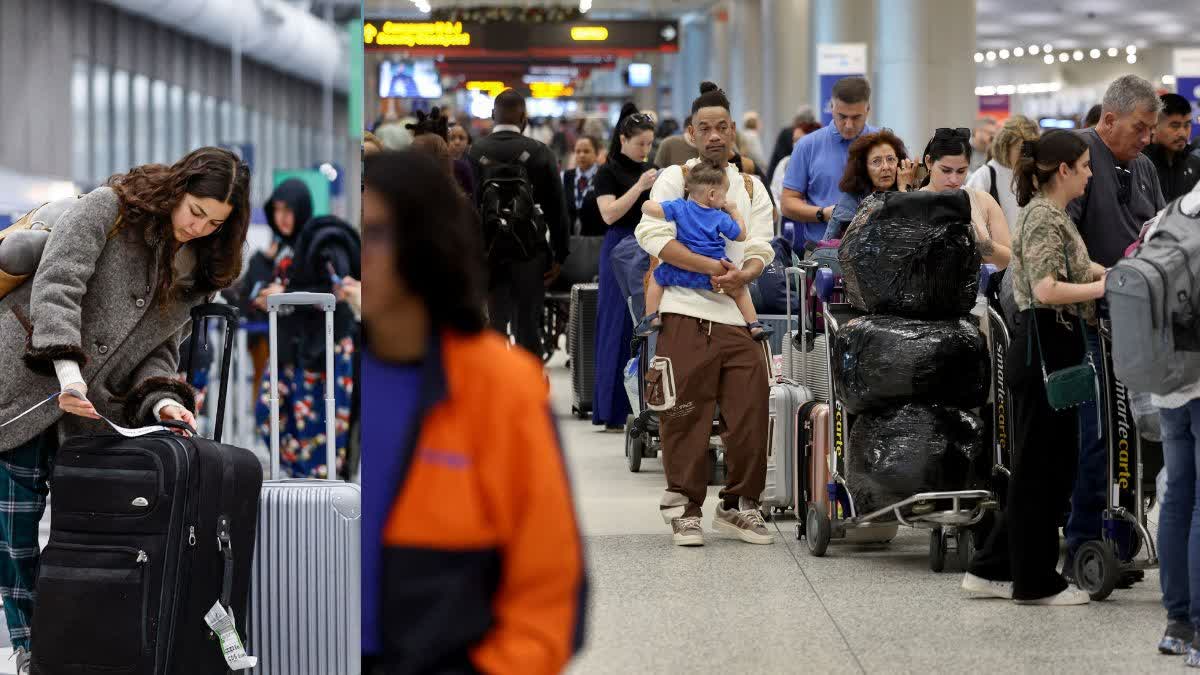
[
  {"x1": 627, "y1": 63, "x2": 652, "y2": 87},
  {"x1": 379, "y1": 59, "x2": 443, "y2": 99}
]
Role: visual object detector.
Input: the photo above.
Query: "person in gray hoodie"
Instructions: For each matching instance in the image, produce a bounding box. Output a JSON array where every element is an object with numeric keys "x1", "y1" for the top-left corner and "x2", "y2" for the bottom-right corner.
[{"x1": 0, "y1": 147, "x2": 250, "y2": 671}]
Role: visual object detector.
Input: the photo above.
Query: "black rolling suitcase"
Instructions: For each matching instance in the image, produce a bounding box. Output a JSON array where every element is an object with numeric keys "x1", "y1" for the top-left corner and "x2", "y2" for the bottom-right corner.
[
  {"x1": 32, "y1": 303, "x2": 263, "y2": 675},
  {"x1": 568, "y1": 282, "x2": 599, "y2": 418}
]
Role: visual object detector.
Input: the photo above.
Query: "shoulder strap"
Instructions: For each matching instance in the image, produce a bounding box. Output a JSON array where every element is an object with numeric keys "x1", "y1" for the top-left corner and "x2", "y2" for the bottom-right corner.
[
  {"x1": 987, "y1": 164, "x2": 999, "y2": 203},
  {"x1": 743, "y1": 173, "x2": 754, "y2": 200}
]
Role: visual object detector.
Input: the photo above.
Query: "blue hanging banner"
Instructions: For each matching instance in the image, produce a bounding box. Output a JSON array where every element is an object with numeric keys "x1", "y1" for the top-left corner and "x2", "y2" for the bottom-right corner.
[
  {"x1": 1175, "y1": 49, "x2": 1200, "y2": 142},
  {"x1": 817, "y1": 44, "x2": 867, "y2": 126}
]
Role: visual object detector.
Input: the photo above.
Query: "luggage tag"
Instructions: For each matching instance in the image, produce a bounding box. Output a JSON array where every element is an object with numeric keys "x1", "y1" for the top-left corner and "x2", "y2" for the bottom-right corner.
[
  {"x1": 204, "y1": 601, "x2": 258, "y2": 670},
  {"x1": 644, "y1": 356, "x2": 677, "y2": 412}
]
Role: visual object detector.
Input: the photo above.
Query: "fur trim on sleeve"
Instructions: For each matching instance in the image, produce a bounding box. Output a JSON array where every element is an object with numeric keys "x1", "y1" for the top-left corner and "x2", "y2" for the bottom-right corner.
[{"x1": 121, "y1": 376, "x2": 197, "y2": 427}]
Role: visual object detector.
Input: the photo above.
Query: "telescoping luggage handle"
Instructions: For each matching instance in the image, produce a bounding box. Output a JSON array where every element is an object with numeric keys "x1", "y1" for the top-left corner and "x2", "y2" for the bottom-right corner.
[
  {"x1": 187, "y1": 303, "x2": 239, "y2": 443},
  {"x1": 267, "y1": 292, "x2": 338, "y2": 482}
]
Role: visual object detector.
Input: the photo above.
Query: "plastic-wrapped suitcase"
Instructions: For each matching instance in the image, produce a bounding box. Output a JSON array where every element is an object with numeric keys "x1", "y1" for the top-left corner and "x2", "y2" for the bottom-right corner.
[
  {"x1": 247, "y1": 292, "x2": 361, "y2": 675},
  {"x1": 568, "y1": 283, "x2": 599, "y2": 418},
  {"x1": 761, "y1": 381, "x2": 812, "y2": 512},
  {"x1": 32, "y1": 303, "x2": 263, "y2": 675}
]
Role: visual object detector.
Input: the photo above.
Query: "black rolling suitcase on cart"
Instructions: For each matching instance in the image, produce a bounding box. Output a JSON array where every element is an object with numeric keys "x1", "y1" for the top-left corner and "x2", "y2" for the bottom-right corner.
[
  {"x1": 32, "y1": 303, "x2": 263, "y2": 675},
  {"x1": 569, "y1": 282, "x2": 599, "y2": 417}
]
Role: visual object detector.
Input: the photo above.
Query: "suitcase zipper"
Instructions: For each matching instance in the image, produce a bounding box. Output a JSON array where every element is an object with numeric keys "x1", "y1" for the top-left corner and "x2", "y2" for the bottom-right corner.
[
  {"x1": 57, "y1": 446, "x2": 166, "y2": 503},
  {"x1": 162, "y1": 436, "x2": 195, "y2": 674}
]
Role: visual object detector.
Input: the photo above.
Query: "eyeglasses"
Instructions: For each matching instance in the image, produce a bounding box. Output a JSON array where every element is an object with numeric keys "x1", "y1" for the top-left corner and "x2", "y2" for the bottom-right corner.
[
  {"x1": 1114, "y1": 166, "x2": 1132, "y2": 205},
  {"x1": 934, "y1": 127, "x2": 972, "y2": 142},
  {"x1": 868, "y1": 156, "x2": 899, "y2": 168},
  {"x1": 623, "y1": 113, "x2": 653, "y2": 131}
]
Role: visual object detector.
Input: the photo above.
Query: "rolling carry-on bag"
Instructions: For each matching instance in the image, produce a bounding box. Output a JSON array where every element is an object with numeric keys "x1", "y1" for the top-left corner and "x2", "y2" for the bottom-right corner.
[
  {"x1": 761, "y1": 381, "x2": 812, "y2": 513},
  {"x1": 246, "y1": 292, "x2": 360, "y2": 675},
  {"x1": 32, "y1": 303, "x2": 263, "y2": 675},
  {"x1": 568, "y1": 282, "x2": 599, "y2": 418}
]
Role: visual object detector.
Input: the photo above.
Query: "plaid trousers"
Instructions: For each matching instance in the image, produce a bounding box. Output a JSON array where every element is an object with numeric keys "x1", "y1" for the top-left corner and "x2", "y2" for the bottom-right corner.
[{"x1": 0, "y1": 429, "x2": 55, "y2": 651}]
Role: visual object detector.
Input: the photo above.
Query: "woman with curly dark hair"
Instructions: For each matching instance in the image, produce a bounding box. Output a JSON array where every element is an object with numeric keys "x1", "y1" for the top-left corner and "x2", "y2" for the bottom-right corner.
[
  {"x1": 0, "y1": 146, "x2": 250, "y2": 667},
  {"x1": 824, "y1": 129, "x2": 916, "y2": 240}
]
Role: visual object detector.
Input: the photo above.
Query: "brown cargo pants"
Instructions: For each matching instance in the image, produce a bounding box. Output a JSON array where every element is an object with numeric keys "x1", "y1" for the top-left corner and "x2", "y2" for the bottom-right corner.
[{"x1": 656, "y1": 313, "x2": 770, "y2": 518}]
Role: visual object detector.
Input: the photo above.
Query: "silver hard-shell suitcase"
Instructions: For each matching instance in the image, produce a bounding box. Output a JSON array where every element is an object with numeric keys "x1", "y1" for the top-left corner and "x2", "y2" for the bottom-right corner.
[
  {"x1": 247, "y1": 292, "x2": 361, "y2": 675},
  {"x1": 762, "y1": 380, "x2": 811, "y2": 511}
]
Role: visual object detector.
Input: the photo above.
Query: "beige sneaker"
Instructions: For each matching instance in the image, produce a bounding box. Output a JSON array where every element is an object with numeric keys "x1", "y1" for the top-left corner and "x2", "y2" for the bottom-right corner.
[
  {"x1": 672, "y1": 516, "x2": 704, "y2": 546},
  {"x1": 714, "y1": 500, "x2": 775, "y2": 544}
]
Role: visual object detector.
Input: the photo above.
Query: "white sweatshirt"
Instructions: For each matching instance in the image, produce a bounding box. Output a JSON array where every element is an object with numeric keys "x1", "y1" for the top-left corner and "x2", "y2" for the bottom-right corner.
[{"x1": 635, "y1": 159, "x2": 776, "y2": 326}]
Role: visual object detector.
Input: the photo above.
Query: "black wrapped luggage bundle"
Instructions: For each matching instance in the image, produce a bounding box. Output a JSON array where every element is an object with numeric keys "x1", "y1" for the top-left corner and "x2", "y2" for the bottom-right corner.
[
  {"x1": 840, "y1": 190, "x2": 981, "y2": 317},
  {"x1": 846, "y1": 403, "x2": 985, "y2": 518},
  {"x1": 832, "y1": 314, "x2": 990, "y2": 414}
]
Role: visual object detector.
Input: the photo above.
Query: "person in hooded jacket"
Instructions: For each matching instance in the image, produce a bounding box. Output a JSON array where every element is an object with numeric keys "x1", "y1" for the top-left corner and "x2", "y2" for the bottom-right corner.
[
  {"x1": 250, "y1": 182, "x2": 361, "y2": 479},
  {"x1": 236, "y1": 178, "x2": 313, "y2": 393}
]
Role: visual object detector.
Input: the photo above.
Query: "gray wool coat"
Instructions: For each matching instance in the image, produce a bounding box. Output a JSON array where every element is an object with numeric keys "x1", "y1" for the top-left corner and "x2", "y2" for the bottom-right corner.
[{"x1": 0, "y1": 187, "x2": 209, "y2": 452}]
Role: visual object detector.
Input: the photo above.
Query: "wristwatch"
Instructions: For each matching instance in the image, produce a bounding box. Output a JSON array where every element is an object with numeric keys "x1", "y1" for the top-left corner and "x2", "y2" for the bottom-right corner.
[{"x1": 815, "y1": 206, "x2": 827, "y2": 223}]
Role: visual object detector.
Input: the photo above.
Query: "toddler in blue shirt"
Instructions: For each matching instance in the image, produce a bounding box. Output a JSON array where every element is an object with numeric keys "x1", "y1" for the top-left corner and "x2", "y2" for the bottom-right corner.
[{"x1": 638, "y1": 163, "x2": 770, "y2": 341}]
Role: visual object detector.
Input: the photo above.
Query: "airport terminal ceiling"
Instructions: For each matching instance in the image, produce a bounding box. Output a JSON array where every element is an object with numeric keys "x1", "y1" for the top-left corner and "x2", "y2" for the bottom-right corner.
[{"x1": 367, "y1": 0, "x2": 1200, "y2": 50}]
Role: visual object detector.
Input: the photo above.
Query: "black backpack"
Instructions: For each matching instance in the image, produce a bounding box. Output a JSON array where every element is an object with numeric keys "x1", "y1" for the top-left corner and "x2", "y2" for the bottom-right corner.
[{"x1": 478, "y1": 150, "x2": 547, "y2": 264}]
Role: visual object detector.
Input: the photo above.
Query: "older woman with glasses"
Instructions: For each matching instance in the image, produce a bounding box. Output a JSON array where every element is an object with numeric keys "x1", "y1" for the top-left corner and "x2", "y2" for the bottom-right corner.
[{"x1": 824, "y1": 129, "x2": 917, "y2": 240}]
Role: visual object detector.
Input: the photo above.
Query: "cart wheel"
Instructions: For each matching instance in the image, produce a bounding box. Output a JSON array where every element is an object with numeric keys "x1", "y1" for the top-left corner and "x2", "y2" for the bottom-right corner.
[
  {"x1": 624, "y1": 416, "x2": 643, "y2": 473},
  {"x1": 956, "y1": 527, "x2": 976, "y2": 571},
  {"x1": 1075, "y1": 540, "x2": 1119, "y2": 601},
  {"x1": 805, "y1": 505, "x2": 831, "y2": 557},
  {"x1": 929, "y1": 527, "x2": 947, "y2": 573},
  {"x1": 796, "y1": 518, "x2": 806, "y2": 540}
]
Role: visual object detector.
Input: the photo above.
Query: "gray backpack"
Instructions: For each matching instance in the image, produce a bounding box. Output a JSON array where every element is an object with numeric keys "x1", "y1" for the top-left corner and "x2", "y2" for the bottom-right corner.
[{"x1": 1106, "y1": 197, "x2": 1200, "y2": 396}]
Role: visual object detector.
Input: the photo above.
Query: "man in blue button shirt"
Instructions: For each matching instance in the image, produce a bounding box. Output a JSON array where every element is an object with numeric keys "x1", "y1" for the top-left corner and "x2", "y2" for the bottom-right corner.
[{"x1": 781, "y1": 76, "x2": 878, "y2": 247}]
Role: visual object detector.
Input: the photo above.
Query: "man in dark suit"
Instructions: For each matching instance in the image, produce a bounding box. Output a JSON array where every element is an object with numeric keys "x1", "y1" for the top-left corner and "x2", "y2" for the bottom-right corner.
[{"x1": 468, "y1": 90, "x2": 570, "y2": 357}]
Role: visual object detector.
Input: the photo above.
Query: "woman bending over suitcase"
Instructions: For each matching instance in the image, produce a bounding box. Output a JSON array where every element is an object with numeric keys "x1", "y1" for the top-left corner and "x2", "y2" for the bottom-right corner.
[
  {"x1": 360, "y1": 150, "x2": 586, "y2": 674},
  {"x1": 0, "y1": 147, "x2": 250, "y2": 671},
  {"x1": 962, "y1": 130, "x2": 1104, "y2": 606}
]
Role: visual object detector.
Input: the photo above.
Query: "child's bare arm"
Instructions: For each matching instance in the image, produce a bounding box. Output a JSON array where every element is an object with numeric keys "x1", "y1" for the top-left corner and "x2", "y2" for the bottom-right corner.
[
  {"x1": 641, "y1": 200, "x2": 666, "y2": 219},
  {"x1": 726, "y1": 207, "x2": 748, "y2": 242}
]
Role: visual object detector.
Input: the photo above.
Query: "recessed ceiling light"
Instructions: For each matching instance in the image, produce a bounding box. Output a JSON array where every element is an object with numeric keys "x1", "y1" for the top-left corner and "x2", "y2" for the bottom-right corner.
[
  {"x1": 986, "y1": 51, "x2": 997, "y2": 61},
  {"x1": 1044, "y1": 54, "x2": 1055, "y2": 65},
  {"x1": 1030, "y1": 45, "x2": 1040, "y2": 55},
  {"x1": 1127, "y1": 45, "x2": 1138, "y2": 54},
  {"x1": 1059, "y1": 52, "x2": 1070, "y2": 62},
  {"x1": 974, "y1": 52, "x2": 985, "y2": 63},
  {"x1": 1014, "y1": 47, "x2": 1024, "y2": 57},
  {"x1": 1127, "y1": 54, "x2": 1138, "y2": 64},
  {"x1": 1073, "y1": 50, "x2": 1084, "y2": 61},
  {"x1": 1090, "y1": 49, "x2": 1100, "y2": 59},
  {"x1": 1107, "y1": 47, "x2": 1119, "y2": 57},
  {"x1": 999, "y1": 49, "x2": 1010, "y2": 59},
  {"x1": 1043, "y1": 43, "x2": 1053, "y2": 53}
]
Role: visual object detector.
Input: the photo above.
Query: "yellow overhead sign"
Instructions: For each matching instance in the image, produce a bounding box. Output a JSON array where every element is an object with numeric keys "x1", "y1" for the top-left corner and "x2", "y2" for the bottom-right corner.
[
  {"x1": 365, "y1": 21, "x2": 472, "y2": 48},
  {"x1": 466, "y1": 81, "x2": 507, "y2": 96},
  {"x1": 529, "y1": 82, "x2": 575, "y2": 98},
  {"x1": 570, "y1": 26, "x2": 609, "y2": 41}
]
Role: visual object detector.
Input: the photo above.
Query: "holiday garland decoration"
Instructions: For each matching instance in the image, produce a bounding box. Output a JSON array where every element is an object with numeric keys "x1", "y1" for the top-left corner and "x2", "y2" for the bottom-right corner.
[{"x1": 431, "y1": 6, "x2": 583, "y2": 24}]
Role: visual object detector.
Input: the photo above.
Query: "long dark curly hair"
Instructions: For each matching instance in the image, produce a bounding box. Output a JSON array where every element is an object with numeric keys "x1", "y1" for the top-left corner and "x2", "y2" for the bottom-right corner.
[
  {"x1": 838, "y1": 130, "x2": 910, "y2": 195},
  {"x1": 107, "y1": 147, "x2": 251, "y2": 305}
]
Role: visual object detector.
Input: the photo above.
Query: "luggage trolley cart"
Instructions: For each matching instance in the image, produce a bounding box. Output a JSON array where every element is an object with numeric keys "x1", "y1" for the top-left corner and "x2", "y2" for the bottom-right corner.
[
  {"x1": 800, "y1": 267, "x2": 997, "y2": 571},
  {"x1": 983, "y1": 274, "x2": 1015, "y2": 507},
  {"x1": 1072, "y1": 309, "x2": 1163, "y2": 601}
]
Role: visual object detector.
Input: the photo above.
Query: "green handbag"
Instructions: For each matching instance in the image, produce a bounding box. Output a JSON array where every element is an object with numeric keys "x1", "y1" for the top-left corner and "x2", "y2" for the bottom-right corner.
[{"x1": 1021, "y1": 216, "x2": 1098, "y2": 411}]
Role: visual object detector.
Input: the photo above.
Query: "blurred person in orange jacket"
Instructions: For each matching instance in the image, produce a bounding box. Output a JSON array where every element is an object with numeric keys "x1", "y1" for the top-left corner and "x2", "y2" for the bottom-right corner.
[{"x1": 360, "y1": 149, "x2": 588, "y2": 674}]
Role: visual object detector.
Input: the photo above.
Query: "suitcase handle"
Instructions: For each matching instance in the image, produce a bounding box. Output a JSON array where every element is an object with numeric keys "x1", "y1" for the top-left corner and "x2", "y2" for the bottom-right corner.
[
  {"x1": 268, "y1": 292, "x2": 339, "y2": 482},
  {"x1": 267, "y1": 292, "x2": 337, "y2": 312},
  {"x1": 159, "y1": 419, "x2": 197, "y2": 437},
  {"x1": 187, "y1": 302, "x2": 240, "y2": 443}
]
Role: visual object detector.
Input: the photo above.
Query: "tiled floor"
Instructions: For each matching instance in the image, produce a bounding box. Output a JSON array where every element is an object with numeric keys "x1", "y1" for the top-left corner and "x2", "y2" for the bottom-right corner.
[{"x1": 547, "y1": 353, "x2": 1178, "y2": 674}]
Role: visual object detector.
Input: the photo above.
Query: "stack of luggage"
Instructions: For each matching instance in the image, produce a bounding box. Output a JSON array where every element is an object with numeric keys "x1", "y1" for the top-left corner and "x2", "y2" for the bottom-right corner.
[{"x1": 834, "y1": 191, "x2": 989, "y2": 515}]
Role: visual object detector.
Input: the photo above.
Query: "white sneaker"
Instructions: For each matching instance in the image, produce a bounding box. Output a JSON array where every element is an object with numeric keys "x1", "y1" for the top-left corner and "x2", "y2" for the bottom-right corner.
[
  {"x1": 1014, "y1": 586, "x2": 1091, "y2": 606},
  {"x1": 961, "y1": 573, "x2": 1013, "y2": 599}
]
